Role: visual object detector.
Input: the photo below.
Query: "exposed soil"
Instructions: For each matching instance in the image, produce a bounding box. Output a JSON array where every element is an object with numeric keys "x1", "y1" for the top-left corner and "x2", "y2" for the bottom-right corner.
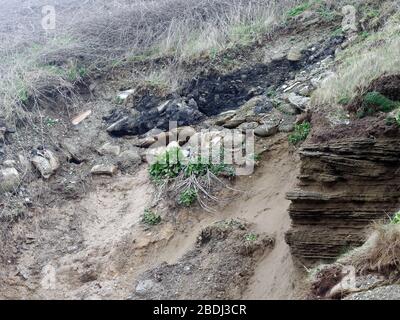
[{"x1": 0, "y1": 134, "x2": 303, "y2": 300}]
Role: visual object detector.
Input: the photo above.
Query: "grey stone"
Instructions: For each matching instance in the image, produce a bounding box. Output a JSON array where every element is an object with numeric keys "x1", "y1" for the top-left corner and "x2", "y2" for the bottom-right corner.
[
  {"x1": 134, "y1": 136, "x2": 157, "y2": 148},
  {"x1": 118, "y1": 149, "x2": 142, "y2": 170},
  {"x1": 31, "y1": 150, "x2": 59, "y2": 179},
  {"x1": 223, "y1": 118, "x2": 246, "y2": 129},
  {"x1": 91, "y1": 165, "x2": 118, "y2": 176},
  {"x1": 254, "y1": 124, "x2": 279, "y2": 137},
  {"x1": 0, "y1": 168, "x2": 20, "y2": 193},
  {"x1": 3, "y1": 160, "x2": 17, "y2": 168},
  {"x1": 98, "y1": 143, "x2": 121, "y2": 156},
  {"x1": 135, "y1": 279, "x2": 155, "y2": 295},
  {"x1": 287, "y1": 48, "x2": 303, "y2": 62},
  {"x1": 344, "y1": 285, "x2": 400, "y2": 300},
  {"x1": 287, "y1": 93, "x2": 310, "y2": 111}
]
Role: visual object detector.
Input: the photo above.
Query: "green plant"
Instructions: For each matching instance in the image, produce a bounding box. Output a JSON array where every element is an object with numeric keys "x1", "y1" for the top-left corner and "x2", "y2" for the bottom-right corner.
[
  {"x1": 287, "y1": 2, "x2": 311, "y2": 17},
  {"x1": 149, "y1": 147, "x2": 185, "y2": 181},
  {"x1": 288, "y1": 122, "x2": 311, "y2": 145},
  {"x1": 245, "y1": 233, "x2": 258, "y2": 242},
  {"x1": 391, "y1": 211, "x2": 400, "y2": 225},
  {"x1": 338, "y1": 95, "x2": 351, "y2": 106},
  {"x1": 363, "y1": 92, "x2": 399, "y2": 113},
  {"x1": 331, "y1": 27, "x2": 344, "y2": 37},
  {"x1": 142, "y1": 209, "x2": 161, "y2": 226},
  {"x1": 178, "y1": 188, "x2": 198, "y2": 206},
  {"x1": 45, "y1": 118, "x2": 59, "y2": 127}
]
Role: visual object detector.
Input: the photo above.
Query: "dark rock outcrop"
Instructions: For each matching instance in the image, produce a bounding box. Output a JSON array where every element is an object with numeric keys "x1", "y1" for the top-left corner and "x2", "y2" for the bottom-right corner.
[{"x1": 285, "y1": 138, "x2": 400, "y2": 264}]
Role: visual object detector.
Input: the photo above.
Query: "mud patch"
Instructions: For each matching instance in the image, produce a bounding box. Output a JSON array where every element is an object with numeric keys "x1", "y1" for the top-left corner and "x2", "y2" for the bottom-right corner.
[{"x1": 129, "y1": 219, "x2": 274, "y2": 300}]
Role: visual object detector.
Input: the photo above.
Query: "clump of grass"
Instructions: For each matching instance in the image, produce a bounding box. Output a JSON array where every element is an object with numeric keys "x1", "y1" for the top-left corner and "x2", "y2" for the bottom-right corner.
[
  {"x1": 312, "y1": 12, "x2": 400, "y2": 108},
  {"x1": 363, "y1": 92, "x2": 399, "y2": 113},
  {"x1": 345, "y1": 222, "x2": 400, "y2": 275},
  {"x1": 142, "y1": 209, "x2": 161, "y2": 226},
  {"x1": 288, "y1": 121, "x2": 311, "y2": 145},
  {"x1": 287, "y1": 2, "x2": 311, "y2": 17}
]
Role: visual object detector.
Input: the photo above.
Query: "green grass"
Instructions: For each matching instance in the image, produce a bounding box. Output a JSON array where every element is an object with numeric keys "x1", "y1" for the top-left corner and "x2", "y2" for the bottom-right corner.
[
  {"x1": 142, "y1": 209, "x2": 161, "y2": 226},
  {"x1": 363, "y1": 92, "x2": 399, "y2": 113},
  {"x1": 287, "y1": 2, "x2": 311, "y2": 17},
  {"x1": 288, "y1": 122, "x2": 311, "y2": 145}
]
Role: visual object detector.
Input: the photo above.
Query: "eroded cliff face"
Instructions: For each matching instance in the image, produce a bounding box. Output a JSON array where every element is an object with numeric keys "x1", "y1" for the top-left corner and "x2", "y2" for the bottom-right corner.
[{"x1": 285, "y1": 133, "x2": 400, "y2": 263}]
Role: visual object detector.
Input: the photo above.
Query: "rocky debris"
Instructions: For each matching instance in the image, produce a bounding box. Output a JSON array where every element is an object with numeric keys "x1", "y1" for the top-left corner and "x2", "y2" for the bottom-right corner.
[
  {"x1": 278, "y1": 115, "x2": 296, "y2": 133},
  {"x1": 134, "y1": 136, "x2": 157, "y2": 148},
  {"x1": 104, "y1": 36, "x2": 343, "y2": 138},
  {"x1": 135, "y1": 279, "x2": 158, "y2": 296},
  {"x1": 129, "y1": 220, "x2": 274, "y2": 300},
  {"x1": 118, "y1": 149, "x2": 142, "y2": 171},
  {"x1": 215, "y1": 111, "x2": 236, "y2": 126},
  {"x1": 277, "y1": 103, "x2": 299, "y2": 116},
  {"x1": 254, "y1": 124, "x2": 279, "y2": 137},
  {"x1": 3, "y1": 160, "x2": 17, "y2": 168},
  {"x1": 90, "y1": 164, "x2": 118, "y2": 176},
  {"x1": 62, "y1": 141, "x2": 86, "y2": 164},
  {"x1": 287, "y1": 48, "x2": 303, "y2": 62},
  {"x1": 285, "y1": 138, "x2": 400, "y2": 264},
  {"x1": 0, "y1": 168, "x2": 20, "y2": 194},
  {"x1": 97, "y1": 143, "x2": 121, "y2": 156},
  {"x1": 223, "y1": 119, "x2": 246, "y2": 129},
  {"x1": 116, "y1": 89, "x2": 135, "y2": 104},
  {"x1": 71, "y1": 110, "x2": 92, "y2": 126},
  {"x1": 105, "y1": 98, "x2": 204, "y2": 137},
  {"x1": 31, "y1": 149, "x2": 60, "y2": 179},
  {"x1": 134, "y1": 126, "x2": 196, "y2": 149},
  {"x1": 344, "y1": 285, "x2": 400, "y2": 300},
  {"x1": 287, "y1": 93, "x2": 310, "y2": 112}
]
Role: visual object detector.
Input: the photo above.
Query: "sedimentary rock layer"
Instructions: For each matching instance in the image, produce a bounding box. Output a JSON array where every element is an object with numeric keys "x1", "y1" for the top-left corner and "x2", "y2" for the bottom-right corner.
[{"x1": 285, "y1": 138, "x2": 400, "y2": 263}]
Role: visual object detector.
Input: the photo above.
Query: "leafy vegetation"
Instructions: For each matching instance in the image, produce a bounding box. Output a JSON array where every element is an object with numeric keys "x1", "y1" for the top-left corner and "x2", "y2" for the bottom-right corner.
[
  {"x1": 149, "y1": 147, "x2": 185, "y2": 181},
  {"x1": 149, "y1": 147, "x2": 236, "y2": 208},
  {"x1": 142, "y1": 209, "x2": 161, "y2": 226},
  {"x1": 391, "y1": 211, "x2": 400, "y2": 225},
  {"x1": 178, "y1": 188, "x2": 198, "y2": 207},
  {"x1": 288, "y1": 122, "x2": 311, "y2": 145},
  {"x1": 245, "y1": 233, "x2": 258, "y2": 242}
]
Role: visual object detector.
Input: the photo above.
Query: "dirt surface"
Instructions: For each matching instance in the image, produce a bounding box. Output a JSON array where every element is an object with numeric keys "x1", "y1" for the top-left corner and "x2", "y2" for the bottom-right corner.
[{"x1": 0, "y1": 134, "x2": 303, "y2": 299}]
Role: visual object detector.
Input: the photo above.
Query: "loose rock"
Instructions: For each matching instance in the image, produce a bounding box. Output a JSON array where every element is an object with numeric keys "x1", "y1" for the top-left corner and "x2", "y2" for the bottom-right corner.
[
  {"x1": 97, "y1": 143, "x2": 121, "y2": 156},
  {"x1": 31, "y1": 150, "x2": 60, "y2": 179},
  {"x1": 0, "y1": 168, "x2": 20, "y2": 193},
  {"x1": 91, "y1": 165, "x2": 118, "y2": 176}
]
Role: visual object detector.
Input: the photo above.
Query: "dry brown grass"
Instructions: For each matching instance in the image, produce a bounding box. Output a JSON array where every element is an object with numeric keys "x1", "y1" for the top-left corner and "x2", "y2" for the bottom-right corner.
[
  {"x1": 312, "y1": 4, "x2": 400, "y2": 108},
  {"x1": 344, "y1": 222, "x2": 400, "y2": 275},
  {"x1": 0, "y1": 0, "x2": 304, "y2": 123}
]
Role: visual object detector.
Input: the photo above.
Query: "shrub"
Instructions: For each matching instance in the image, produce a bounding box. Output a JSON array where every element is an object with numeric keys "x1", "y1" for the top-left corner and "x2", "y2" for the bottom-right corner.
[
  {"x1": 142, "y1": 209, "x2": 161, "y2": 226},
  {"x1": 288, "y1": 121, "x2": 311, "y2": 145},
  {"x1": 178, "y1": 188, "x2": 198, "y2": 206}
]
